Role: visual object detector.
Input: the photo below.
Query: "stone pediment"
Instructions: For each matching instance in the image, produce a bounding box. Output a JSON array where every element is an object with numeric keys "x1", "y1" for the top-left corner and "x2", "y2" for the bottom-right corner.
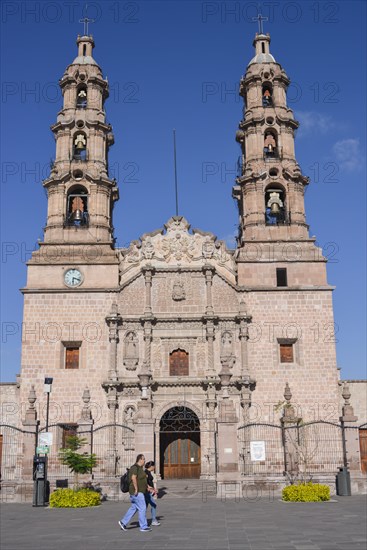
[{"x1": 118, "y1": 216, "x2": 236, "y2": 285}]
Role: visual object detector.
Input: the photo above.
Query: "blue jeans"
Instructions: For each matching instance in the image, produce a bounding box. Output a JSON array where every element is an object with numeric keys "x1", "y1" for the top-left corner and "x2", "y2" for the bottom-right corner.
[
  {"x1": 121, "y1": 493, "x2": 148, "y2": 529},
  {"x1": 145, "y1": 492, "x2": 157, "y2": 521}
]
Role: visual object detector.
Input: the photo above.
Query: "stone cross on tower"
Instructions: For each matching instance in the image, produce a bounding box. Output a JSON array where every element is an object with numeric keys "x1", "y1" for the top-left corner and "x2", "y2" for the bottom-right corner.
[
  {"x1": 252, "y1": 10, "x2": 268, "y2": 34},
  {"x1": 79, "y1": 14, "x2": 95, "y2": 36}
]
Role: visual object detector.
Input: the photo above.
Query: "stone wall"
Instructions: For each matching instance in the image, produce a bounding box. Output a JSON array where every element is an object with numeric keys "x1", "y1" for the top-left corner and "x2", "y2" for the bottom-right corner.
[
  {"x1": 0, "y1": 383, "x2": 20, "y2": 427},
  {"x1": 340, "y1": 380, "x2": 367, "y2": 424}
]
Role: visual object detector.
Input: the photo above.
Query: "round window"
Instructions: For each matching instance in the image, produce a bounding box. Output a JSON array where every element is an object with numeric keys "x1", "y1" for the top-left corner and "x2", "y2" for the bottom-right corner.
[{"x1": 72, "y1": 170, "x2": 83, "y2": 181}]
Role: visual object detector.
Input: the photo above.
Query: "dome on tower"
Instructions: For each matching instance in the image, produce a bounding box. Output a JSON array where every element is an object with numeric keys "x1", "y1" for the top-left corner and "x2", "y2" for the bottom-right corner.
[
  {"x1": 72, "y1": 55, "x2": 98, "y2": 66},
  {"x1": 72, "y1": 35, "x2": 99, "y2": 66},
  {"x1": 248, "y1": 33, "x2": 276, "y2": 66},
  {"x1": 248, "y1": 52, "x2": 276, "y2": 66}
]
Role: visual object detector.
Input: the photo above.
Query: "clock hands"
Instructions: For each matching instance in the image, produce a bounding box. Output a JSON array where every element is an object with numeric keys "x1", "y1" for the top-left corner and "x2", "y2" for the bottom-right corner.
[{"x1": 65, "y1": 269, "x2": 82, "y2": 287}]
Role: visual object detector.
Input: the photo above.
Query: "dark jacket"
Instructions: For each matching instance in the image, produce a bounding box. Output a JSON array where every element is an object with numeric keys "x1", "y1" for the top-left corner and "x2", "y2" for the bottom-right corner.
[{"x1": 145, "y1": 469, "x2": 154, "y2": 489}]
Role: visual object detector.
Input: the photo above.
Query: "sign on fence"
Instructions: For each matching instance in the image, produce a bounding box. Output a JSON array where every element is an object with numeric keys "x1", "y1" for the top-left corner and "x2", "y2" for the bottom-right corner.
[
  {"x1": 36, "y1": 445, "x2": 49, "y2": 455},
  {"x1": 39, "y1": 432, "x2": 53, "y2": 446},
  {"x1": 250, "y1": 441, "x2": 266, "y2": 461}
]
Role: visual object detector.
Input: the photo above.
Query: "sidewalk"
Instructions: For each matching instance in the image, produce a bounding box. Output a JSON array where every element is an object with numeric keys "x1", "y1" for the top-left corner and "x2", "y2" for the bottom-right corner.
[{"x1": 1, "y1": 496, "x2": 366, "y2": 550}]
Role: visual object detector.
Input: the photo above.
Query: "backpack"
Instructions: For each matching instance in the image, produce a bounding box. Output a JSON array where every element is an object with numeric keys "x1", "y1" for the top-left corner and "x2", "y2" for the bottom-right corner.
[{"x1": 120, "y1": 468, "x2": 130, "y2": 493}]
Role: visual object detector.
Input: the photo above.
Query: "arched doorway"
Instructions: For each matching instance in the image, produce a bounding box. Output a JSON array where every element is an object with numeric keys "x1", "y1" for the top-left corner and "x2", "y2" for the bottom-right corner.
[{"x1": 159, "y1": 406, "x2": 200, "y2": 479}]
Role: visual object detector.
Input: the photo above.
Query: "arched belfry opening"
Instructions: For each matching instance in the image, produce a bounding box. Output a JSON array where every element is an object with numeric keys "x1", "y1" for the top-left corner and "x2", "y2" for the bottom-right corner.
[
  {"x1": 76, "y1": 86, "x2": 87, "y2": 108},
  {"x1": 265, "y1": 184, "x2": 288, "y2": 225},
  {"x1": 66, "y1": 185, "x2": 89, "y2": 227},
  {"x1": 262, "y1": 82, "x2": 273, "y2": 107},
  {"x1": 159, "y1": 406, "x2": 200, "y2": 479}
]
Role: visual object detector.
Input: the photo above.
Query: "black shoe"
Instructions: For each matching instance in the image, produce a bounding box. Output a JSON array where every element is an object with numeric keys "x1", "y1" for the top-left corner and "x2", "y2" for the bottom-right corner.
[
  {"x1": 118, "y1": 521, "x2": 127, "y2": 531},
  {"x1": 139, "y1": 527, "x2": 152, "y2": 532}
]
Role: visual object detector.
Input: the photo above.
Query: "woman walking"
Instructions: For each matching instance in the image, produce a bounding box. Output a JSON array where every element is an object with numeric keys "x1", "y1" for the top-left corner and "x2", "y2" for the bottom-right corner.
[{"x1": 145, "y1": 461, "x2": 160, "y2": 526}]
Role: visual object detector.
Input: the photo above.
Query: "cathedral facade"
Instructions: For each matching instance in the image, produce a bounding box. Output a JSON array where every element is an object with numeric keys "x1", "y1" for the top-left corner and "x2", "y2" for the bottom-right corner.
[{"x1": 9, "y1": 29, "x2": 362, "y2": 497}]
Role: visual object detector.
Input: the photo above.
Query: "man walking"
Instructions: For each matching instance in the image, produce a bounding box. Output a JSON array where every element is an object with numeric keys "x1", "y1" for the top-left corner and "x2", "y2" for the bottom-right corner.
[{"x1": 119, "y1": 454, "x2": 152, "y2": 532}]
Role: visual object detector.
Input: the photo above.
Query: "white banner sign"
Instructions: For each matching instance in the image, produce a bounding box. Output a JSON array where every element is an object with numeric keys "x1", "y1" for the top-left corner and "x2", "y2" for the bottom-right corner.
[
  {"x1": 250, "y1": 441, "x2": 266, "y2": 461},
  {"x1": 39, "y1": 432, "x2": 53, "y2": 447}
]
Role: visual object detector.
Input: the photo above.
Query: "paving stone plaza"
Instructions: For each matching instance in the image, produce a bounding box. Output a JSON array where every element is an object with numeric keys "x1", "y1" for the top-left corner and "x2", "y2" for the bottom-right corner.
[{"x1": 1, "y1": 495, "x2": 366, "y2": 550}]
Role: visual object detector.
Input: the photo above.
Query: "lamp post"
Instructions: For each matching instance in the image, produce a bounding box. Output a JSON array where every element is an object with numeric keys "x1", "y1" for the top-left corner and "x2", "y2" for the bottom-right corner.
[
  {"x1": 43, "y1": 377, "x2": 53, "y2": 505},
  {"x1": 44, "y1": 377, "x2": 53, "y2": 432}
]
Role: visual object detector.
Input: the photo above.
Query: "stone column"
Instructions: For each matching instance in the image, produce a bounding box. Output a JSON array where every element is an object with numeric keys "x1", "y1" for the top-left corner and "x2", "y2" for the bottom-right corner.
[
  {"x1": 105, "y1": 302, "x2": 122, "y2": 381},
  {"x1": 216, "y1": 369, "x2": 242, "y2": 497},
  {"x1": 280, "y1": 383, "x2": 301, "y2": 480},
  {"x1": 204, "y1": 379, "x2": 217, "y2": 479},
  {"x1": 340, "y1": 383, "x2": 361, "y2": 477},
  {"x1": 143, "y1": 266, "x2": 154, "y2": 315},
  {"x1": 77, "y1": 388, "x2": 94, "y2": 461},
  {"x1": 203, "y1": 265, "x2": 215, "y2": 315},
  {"x1": 239, "y1": 384, "x2": 252, "y2": 476},
  {"x1": 135, "y1": 368, "x2": 155, "y2": 461},
  {"x1": 106, "y1": 386, "x2": 119, "y2": 475},
  {"x1": 143, "y1": 321, "x2": 153, "y2": 371},
  {"x1": 237, "y1": 300, "x2": 251, "y2": 380},
  {"x1": 22, "y1": 386, "x2": 39, "y2": 494},
  {"x1": 205, "y1": 320, "x2": 216, "y2": 376}
]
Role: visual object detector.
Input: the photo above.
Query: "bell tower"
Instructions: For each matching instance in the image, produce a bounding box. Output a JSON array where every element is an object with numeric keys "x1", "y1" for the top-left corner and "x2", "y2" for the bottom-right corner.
[
  {"x1": 233, "y1": 33, "x2": 327, "y2": 287},
  {"x1": 42, "y1": 33, "x2": 118, "y2": 246},
  {"x1": 26, "y1": 32, "x2": 119, "y2": 288}
]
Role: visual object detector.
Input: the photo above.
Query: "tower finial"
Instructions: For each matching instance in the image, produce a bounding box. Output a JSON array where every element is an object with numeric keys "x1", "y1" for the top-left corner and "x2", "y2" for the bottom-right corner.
[
  {"x1": 252, "y1": 6, "x2": 268, "y2": 35},
  {"x1": 79, "y1": 4, "x2": 95, "y2": 36}
]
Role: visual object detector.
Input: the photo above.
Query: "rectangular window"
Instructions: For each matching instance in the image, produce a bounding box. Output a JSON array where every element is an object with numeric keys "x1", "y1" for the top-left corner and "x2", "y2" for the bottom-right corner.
[
  {"x1": 276, "y1": 268, "x2": 288, "y2": 287},
  {"x1": 60, "y1": 424, "x2": 78, "y2": 448},
  {"x1": 169, "y1": 350, "x2": 189, "y2": 376},
  {"x1": 65, "y1": 346, "x2": 80, "y2": 369},
  {"x1": 279, "y1": 343, "x2": 294, "y2": 363}
]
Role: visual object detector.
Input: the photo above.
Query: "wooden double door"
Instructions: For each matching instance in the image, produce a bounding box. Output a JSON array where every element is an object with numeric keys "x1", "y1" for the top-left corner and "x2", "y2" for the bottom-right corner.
[
  {"x1": 360, "y1": 429, "x2": 367, "y2": 474},
  {"x1": 160, "y1": 432, "x2": 200, "y2": 479}
]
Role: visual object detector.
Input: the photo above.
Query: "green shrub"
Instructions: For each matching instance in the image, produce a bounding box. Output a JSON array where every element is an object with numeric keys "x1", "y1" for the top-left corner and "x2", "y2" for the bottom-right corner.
[
  {"x1": 282, "y1": 482, "x2": 330, "y2": 502},
  {"x1": 50, "y1": 488, "x2": 101, "y2": 508}
]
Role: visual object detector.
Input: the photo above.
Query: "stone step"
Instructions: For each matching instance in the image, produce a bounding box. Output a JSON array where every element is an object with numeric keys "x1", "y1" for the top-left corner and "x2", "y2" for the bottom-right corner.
[{"x1": 157, "y1": 479, "x2": 217, "y2": 499}]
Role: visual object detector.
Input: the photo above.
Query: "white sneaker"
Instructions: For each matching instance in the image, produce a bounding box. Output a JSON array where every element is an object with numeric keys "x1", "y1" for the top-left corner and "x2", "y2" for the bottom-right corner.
[{"x1": 151, "y1": 520, "x2": 161, "y2": 526}]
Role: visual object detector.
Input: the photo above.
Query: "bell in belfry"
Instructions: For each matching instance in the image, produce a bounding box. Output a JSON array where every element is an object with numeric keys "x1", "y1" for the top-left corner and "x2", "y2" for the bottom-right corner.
[
  {"x1": 72, "y1": 209, "x2": 83, "y2": 221},
  {"x1": 270, "y1": 201, "x2": 280, "y2": 215},
  {"x1": 267, "y1": 191, "x2": 283, "y2": 216},
  {"x1": 74, "y1": 134, "x2": 86, "y2": 150}
]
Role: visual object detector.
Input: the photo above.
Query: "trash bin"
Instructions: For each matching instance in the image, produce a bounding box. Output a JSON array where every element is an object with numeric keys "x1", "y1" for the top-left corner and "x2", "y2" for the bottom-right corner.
[
  {"x1": 336, "y1": 466, "x2": 351, "y2": 496},
  {"x1": 56, "y1": 479, "x2": 68, "y2": 488}
]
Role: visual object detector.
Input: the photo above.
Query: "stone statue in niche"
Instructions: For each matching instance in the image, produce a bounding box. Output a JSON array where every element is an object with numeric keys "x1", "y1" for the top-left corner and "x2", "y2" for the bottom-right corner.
[
  {"x1": 123, "y1": 405, "x2": 136, "y2": 450},
  {"x1": 124, "y1": 405, "x2": 136, "y2": 423},
  {"x1": 220, "y1": 331, "x2": 235, "y2": 368},
  {"x1": 172, "y1": 280, "x2": 186, "y2": 301},
  {"x1": 123, "y1": 331, "x2": 139, "y2": 370}
]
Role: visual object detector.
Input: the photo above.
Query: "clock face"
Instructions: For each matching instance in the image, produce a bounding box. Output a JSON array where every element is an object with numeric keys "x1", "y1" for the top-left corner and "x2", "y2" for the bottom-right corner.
[{"x1": 64, "y1": 268, "x2": 83, "y2": 288}]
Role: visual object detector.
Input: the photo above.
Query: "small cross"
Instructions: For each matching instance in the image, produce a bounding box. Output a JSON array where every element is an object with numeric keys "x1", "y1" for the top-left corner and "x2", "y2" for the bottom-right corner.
[
  {"x1": 252, "y1": 10, "x2": 268, "y2": 35},
  {"x1": 79, "y1": 13, "x2": 94, "y2": 36}
]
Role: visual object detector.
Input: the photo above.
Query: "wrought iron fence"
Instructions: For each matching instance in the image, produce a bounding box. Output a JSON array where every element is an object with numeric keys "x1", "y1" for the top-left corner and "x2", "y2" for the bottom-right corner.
[
  {"x1": 36, "y1": 422, "x2": 135, "y2": 483},
  {"x1": 238, "y1": 422, "x2": 285, "y2": 476},
  {"x1": 284, "y1": 421, "x2": 344, "y2": 477},
  {"x1": 238, "y1": 420, "x2": 346, "y2": 478},
  {"x1": 0, "y1": 425, "x2": 36, "y2": 482},
  {"x1": 91, "y1": 423, "x2": 135, "y2": 478}
]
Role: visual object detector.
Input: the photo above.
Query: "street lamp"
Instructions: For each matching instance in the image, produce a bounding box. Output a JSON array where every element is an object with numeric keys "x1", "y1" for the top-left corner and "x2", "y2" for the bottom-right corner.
[{"x1": 44, "y1": 377, "x2": 53, "y2": 432}]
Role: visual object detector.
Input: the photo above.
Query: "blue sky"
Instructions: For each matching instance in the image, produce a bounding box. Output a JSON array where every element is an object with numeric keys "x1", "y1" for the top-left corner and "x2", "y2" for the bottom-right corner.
[{"x1": 1, "y1": 0, "x2": 366, "y2": 381}]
